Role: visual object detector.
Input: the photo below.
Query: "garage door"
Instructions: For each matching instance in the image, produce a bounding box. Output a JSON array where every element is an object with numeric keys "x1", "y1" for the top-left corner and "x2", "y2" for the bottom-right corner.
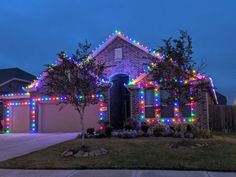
[
  {"x1": 11, "y1": 105, "x2": 30, "y2": 133},
  {"x1": 39, "y1": 103, "x2": 99, "y2": 133}
]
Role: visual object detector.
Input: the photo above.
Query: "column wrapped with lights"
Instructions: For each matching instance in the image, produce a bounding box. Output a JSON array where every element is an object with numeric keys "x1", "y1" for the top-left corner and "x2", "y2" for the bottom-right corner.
[
  {"x1": 173, "y1": 101, "x2": 181, "y2": 123},
  {"x1": 189, "y1": 92, "x2": 197, "y2": 123},
  {"x1": 139, "y1": 88, "x2": 145, "y2": 122},
  {"x1": 4, "y1": 103, "x2": 11, "y2": 133},
  {"x1": 4, "y1": 101, "x2": 31, "y2": 134},
  {"x1": 98, "y1": 94, "x2": 107, "y2": 130},
  {"x1": 30, "y1": 101, "x2": 37, "y2": 133},
  {"x1": 154, "y1": 82, "x2": 160, "y2": 120}
]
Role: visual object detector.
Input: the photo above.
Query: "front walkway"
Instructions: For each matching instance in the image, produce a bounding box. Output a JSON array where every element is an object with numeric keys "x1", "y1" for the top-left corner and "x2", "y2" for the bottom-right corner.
[
  {"x1": 0, "y1": 133, "x2": 78, "y2": 162},
  {"x1": 0, "y1": 170, "x2": 235, "y2": 177}
]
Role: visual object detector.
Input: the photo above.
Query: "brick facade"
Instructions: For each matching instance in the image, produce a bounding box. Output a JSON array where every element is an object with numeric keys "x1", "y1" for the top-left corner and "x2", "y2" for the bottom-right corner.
[
  {"x1": 94, "y1": 35, "x2": 212, "y2": 130},
  {"x1": 95, "y1": 37, "x2": 155, "y2": 79}
]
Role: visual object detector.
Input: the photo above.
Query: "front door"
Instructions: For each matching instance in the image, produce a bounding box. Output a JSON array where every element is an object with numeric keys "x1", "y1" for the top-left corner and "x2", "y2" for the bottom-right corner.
[{"x1": 110, "y1": 74, "x2": 130, "y2": 129}]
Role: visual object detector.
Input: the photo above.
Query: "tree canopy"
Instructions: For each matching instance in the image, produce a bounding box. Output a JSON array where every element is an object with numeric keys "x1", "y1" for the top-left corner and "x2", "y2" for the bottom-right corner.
[{"x1": 150, "y1": 31, "x2": 211, "y2": 107}]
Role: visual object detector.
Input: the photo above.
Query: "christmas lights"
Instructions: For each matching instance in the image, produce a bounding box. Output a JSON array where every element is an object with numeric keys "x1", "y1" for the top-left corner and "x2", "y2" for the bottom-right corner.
[
  {"x1": 4, "y1": 30, "x2": 220, "y2": 132},
  {"x1": 3, "y1": 94, "x2": 106, "y2": 134},
  {"x1": 4, "y1": 101, "x2": 31, "y2": 133},
  {"x1": 1, "y1": 92, "x2": 30, "y2": 97}
]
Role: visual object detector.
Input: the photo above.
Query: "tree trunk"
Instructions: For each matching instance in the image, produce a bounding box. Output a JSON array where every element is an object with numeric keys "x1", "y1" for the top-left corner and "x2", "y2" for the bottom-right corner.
[
  {"x1": 178, "y1": 106, "x2": 185, "y2": 138},
  {"x1": 77, "y1": 106, "x2": 86, "y2": 147},
  {"x1": 79, "y1": 109, "x2": 86, "y2": 147}
]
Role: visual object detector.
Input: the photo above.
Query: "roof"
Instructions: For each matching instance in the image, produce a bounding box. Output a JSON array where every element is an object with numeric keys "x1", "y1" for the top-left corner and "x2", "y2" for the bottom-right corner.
[
  {"x1": 91, "y1": 30, "x2": 162, "y2": 60},
  {"x1": 216, "y1": 91, "x2": 227, "y2": 105},
  {"x1": 0, "y1": 68, "x2": 36, "y2": 86},
  {"x1": 24, "y1": 30, "x2": 218, "y2": 104},
  {"x1": 0, "y1": 67, "x2": 36, "y2": 85}
]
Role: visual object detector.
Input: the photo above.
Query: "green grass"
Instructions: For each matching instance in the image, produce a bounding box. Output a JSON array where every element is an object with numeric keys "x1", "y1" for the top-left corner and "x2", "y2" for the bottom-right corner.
[{"x1": 0, "y1": 134, "x2": 236, "y2": 171}]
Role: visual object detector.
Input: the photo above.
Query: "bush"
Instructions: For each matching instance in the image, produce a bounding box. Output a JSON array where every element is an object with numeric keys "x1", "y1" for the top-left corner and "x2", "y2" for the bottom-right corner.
[
  {"x1": 95, "y1": 129, "x2": 105, "y2": 138},
  {"x1": 124, "y1": 119, "x2": 137, "y2": 130},
  {"x1": 124, "y1": 124, "x2": 132, "y2": 130},
  {"x1": 186, "y1": 124, "x2": 192, "y2": 132},
  {"x1": 153, "y1": 123, "x2": 165, "y2": 137},
  {"x1": 141, "y1": 122, "x2": 149, "y2": 134},
  {"x1": 192, "y1": 127, "x2": 212, "y2": 139},
  {"x1": 105, "y1": 126, "x2": 113, "y2": 137},
  {"x1": 87, "y1": 128, "x2": 95, "y2": 135}
]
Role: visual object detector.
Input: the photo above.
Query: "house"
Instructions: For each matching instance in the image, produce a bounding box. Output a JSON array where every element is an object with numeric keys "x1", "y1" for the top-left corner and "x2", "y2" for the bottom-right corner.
[
  {"x1": 0, "y1": 68, "x2": 35, "y2": 94},
  {"x1": 0, "y1": 31, "x2": 218, "y2": 133},
  {"x1": 215, "y1": 91, "x2": 227, "y2": 105},
  {"x1": 0, "y1": 68, "x2": 35, "y2": 132}
]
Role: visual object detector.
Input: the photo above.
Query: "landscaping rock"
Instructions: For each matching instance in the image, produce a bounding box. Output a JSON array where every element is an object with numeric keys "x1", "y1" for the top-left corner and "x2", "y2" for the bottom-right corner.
[
  {"x1": 61, "y1": 150, "x2": 73, "y2": 157},
  {"x1": 100, "y1": 148, "x2": 108, "y2": 155},
  {"x1": 74, "y1": 150, "x2": 84, "y2": 158},
  {"x1": 89, "y1": 151, "x2": 95, "y2": 157},
  {"x1": 94, "y1": 149, "x2": 101, "y2": 156},
  {"x1": 83, "y1": 152, "x2": 89, "y2": 157},
  {"x1": 185, "y1": 132, "x2": 194, "y2": 138},
  {"x1": 173, "y1": 132, "x2": 181, "y2": 138},
  {"x1": 64, "y1": 148, "x2": 108, "y2": 158}
]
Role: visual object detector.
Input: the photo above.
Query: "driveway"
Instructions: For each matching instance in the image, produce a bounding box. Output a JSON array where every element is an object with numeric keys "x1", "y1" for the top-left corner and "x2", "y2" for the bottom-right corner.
[{"x1": 0, "y1": 133, "x2": 78, "y2": 162}]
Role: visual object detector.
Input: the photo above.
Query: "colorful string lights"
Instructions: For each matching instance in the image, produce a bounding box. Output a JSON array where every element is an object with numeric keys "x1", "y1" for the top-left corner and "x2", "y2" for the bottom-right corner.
[
  {"x1": 4, "y1": 101, "x2": 31, "y2": 133},
  {"x1": 3, "y1": 30, "x2": 219, "y2": 133},
  {"x1": 3, "y1": 94, "x2": 106, "y2": 134}
]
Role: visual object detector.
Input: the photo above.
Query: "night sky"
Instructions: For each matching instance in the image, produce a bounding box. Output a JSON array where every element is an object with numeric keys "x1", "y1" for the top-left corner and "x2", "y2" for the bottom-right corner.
[{"x1": 0, "y1": 0, "x2": 235, "y2": 104}]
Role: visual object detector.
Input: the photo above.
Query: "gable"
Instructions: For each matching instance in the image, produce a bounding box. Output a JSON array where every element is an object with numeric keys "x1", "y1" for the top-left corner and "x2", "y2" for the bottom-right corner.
[
  {"x1": 94, "y1": 36, "x2": 156, "y2": 80},
  {"x1": 0, "y1": 79, "x2": 30, "y2": 93},
  {"x1": 0, "y1": 68, "x2": 35, "y2": 84}
]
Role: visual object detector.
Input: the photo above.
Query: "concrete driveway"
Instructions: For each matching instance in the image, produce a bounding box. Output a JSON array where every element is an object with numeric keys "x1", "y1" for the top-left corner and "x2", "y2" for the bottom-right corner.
[{"x1": 0, "y1": 133, "x2": 78, "y2": 162}]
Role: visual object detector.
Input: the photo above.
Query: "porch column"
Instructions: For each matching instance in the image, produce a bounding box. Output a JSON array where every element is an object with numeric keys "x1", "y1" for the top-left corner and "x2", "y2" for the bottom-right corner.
[
  {"x1": 129, "y1": 88, "x2": 140, "y2": 121},
  {"x1": 196, "y1": 92, "x2": 210, "y2": 132}
]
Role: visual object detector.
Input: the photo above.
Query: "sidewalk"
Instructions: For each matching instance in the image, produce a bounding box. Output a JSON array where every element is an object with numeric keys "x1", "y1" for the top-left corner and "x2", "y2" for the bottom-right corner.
[{"x1": 0, "y1": 169, "x2": 235, "y2": 177}]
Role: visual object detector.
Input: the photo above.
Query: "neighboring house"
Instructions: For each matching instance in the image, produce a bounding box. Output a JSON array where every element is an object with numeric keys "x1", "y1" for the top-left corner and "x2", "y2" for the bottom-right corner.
[
  {"x1": 0, "y1": 68, "x2": 35, "y2": 132},
  {"x1": 216, "y1": 91, "x2": 227, "y2": 105},
  {"x1": 0, "y1": 31, "x2": 218, "y2": 133},
  {"x1": 0, "y1": 68, "x2": 35, "y2": 94}
]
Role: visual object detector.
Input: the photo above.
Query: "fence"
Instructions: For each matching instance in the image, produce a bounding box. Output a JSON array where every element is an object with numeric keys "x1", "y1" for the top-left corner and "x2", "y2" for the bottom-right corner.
[{"x1": 209, "y1": 105, "x2": 236, "y2": 131}]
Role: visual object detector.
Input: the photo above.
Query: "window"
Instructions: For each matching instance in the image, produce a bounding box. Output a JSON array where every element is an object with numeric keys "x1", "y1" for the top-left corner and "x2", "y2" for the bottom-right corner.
[
  {"x1": 145, "y1": 89, "x2": 154, "y2": 105},
  {"x1": 160, "y1": 105, "x2": 174, "y2": 118},
  {"x1": 160, "y1": 89, "x2": 170, "y2": 104},
  {"x1": 144, "y1": 88, "x2": 155, "y2": 118},
  {"x1": 114, "y1": 48, "x2": 122, "y2": 60}
]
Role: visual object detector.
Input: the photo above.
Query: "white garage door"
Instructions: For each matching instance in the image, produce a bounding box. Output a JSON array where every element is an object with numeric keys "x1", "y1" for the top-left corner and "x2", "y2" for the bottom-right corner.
[
  {"x1": 39, "y1": 103, "x2": 99, "y2": 133},
  {"x1": 11, "y1": 105, "x2": 30, "y2": 133}
]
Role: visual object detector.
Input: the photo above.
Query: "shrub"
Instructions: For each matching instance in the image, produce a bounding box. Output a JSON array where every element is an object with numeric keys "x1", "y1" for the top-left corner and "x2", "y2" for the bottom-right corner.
[
  {"x1": 105, "y1": 126, "x2": 113, "y2": 137},
  {"x1": 186, "y1": 124, "x2": 192, "y2": 132},
  {"x1": 124, "y1": 124, "x2": 132, "y2": 130},
  {"x1": 153, "y1": 123, "x2": 165, "y2": 137},
  {"x1": 141, "y1": 122, "x2": 149, "y2": 134},
  {"x1": 112, "y1": 130, "x2": 138, "y2": 138},
  {"x1": 124, "y1": 119, "x2": 137, "y2": 130},
  {"x1": 192, "y1": 127, "x2": 212, "y2": 139},
  {"x1": 87, "y1": 128, "x2": 95, "y2": 135}
]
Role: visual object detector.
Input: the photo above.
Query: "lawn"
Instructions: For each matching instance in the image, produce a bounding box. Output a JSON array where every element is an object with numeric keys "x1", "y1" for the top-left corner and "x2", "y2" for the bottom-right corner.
[{"x1": 0, "y1": 133, "x2": 236, "y2": 171}]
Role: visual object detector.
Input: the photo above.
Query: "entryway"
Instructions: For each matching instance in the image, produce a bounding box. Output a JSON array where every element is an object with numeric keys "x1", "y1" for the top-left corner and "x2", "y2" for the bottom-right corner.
[{"x1": 109, "y1": 74, "x2": 130, "y2": 129}]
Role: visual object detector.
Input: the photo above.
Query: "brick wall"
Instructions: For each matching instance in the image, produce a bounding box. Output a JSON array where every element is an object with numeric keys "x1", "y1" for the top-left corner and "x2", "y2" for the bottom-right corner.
[
  {"x1": 95, "y1": 37, "x2": 155, "y2": 79},
  {"x1": 196, "y1": 92, "x2": 210, "y2": 131}
]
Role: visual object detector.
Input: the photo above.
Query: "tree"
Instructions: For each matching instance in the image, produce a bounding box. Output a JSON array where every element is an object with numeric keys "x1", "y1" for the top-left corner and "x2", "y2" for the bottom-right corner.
[
  {"x1": 150, "y1": 31, "x2": 211, "y2": 115},
  {"x1": 34, "y1": 42, "x2": 107, "y2": 147}
]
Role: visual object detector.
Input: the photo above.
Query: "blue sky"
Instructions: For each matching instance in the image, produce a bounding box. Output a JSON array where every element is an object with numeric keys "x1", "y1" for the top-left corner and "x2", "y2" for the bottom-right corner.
[{"x1": 0, "y1": 0, "x2": 235, "y2": 104}]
